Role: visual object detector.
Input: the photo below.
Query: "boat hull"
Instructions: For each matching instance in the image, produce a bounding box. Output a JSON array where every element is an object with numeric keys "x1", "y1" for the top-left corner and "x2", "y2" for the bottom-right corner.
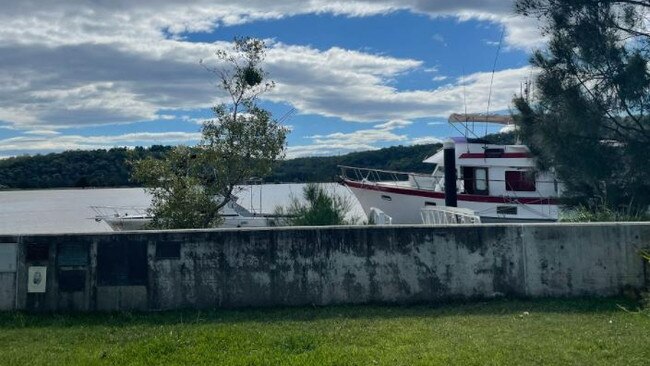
[{"x1": 345, "y1": 180, "x2": 558, "y2": 224}]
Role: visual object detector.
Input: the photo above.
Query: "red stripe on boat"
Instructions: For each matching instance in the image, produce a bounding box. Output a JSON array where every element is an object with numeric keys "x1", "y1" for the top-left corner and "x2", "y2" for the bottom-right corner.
[{"x1": 343, "y1": 180, "x2": 557, "y2": 205}]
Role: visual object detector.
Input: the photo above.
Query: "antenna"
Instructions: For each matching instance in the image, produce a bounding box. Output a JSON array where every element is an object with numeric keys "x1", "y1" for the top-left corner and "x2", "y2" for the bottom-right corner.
[
  {"x1": 485, "y1": 26, "x2": 505, "y2": 137},
  {"x1": 462, "y1": 66, "x2": 470, "y2": 137}
]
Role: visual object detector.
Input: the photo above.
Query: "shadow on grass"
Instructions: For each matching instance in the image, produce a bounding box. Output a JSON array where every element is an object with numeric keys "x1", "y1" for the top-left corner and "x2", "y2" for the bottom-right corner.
[{"x1": 0, "y1": 297, "x2": 645, "y2": 330}]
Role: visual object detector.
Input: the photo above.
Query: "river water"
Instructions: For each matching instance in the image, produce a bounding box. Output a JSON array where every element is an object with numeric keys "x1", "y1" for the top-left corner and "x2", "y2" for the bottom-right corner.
[{"x1": 0, "y1": 183, "x2": 364, "y2": 235}]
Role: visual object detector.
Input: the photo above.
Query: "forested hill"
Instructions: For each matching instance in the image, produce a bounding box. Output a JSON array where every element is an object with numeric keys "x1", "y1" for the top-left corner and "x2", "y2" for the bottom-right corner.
[
  {"x1": 266, "y1": 132, "x2": 516, "y2": 182},
  {"x1": 271, "y1": 143, "x2": 441, "y2": 183},
  {"x1": 0, "y1": 132, "x2": 515, "y2": 189},
  {"x1": 0, "y1": 146, "x2": 173, "y2": 189},
  {"x1": 0, "y1": 143, "x2": 441, "y2": 189}
]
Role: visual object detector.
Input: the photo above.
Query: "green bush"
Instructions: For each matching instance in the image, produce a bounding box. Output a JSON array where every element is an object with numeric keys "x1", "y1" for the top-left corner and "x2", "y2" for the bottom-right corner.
[
  {"x1": 561, "y1": 202, "x2": 650, "y2": 222},
  {"x1": 273, "y1": 183, "x2": 358, "y2": 226}
]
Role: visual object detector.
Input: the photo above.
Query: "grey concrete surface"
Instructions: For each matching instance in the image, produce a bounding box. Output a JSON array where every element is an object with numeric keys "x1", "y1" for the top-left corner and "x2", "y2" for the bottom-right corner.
[{"x1": 0, "y1": 223, "x2": 648, "y2": 311}]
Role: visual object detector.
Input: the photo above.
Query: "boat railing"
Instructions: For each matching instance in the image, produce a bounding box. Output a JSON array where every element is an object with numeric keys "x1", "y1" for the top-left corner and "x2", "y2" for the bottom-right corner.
[
  {"x1": 90, "y1": 205, "x2": 150, "y2": 219},
  {"x1": 340, "y1": 165, "x2": 559, "y2": 198},
  {"x1": 339, "y1": 165, "x2": 440, "y2": 190},
  {"x1": 421, "y1": 206, "x2": 481, "y2": 225}
]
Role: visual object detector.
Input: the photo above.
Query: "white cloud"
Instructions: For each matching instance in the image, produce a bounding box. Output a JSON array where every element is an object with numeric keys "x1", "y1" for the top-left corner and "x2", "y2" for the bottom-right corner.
[
  {"x1": 287, "y1": 118, "x2": 413, "y2": 158},
  {"x1": 0, "y1": 2, "x2": 524, "y2": 49},
  {"x1": 374, "y1": 120, "x2": 412, "y2": 129},
  {"x1": 310, "y1": 129, "x2": 407, "y2": 146},
  {"x1": 432, "y1": 33, "x2": 448, "y2": 47},
  {"x1": 0, "y1": 34, "x2": 533, "y2": 130},
  {"x1": 411, "y1": 136, "x2": 444, "y2": 145},
  {"x1": 286, "y1": 143, "x2": 377, "y2": 159},
  {"x1": 0, "y1": 132, "x2": 201, "y2": 152},
  {"x1": 286, "y1": 117, "x2": 446, "y2": 157},
  {"x1": 0, "y1": 0, "x2": 543, "y2": 155},
  {"x1": 23, "y1": 130, "x2": 61, "y2": 136},
  {"x1": 267, "y1": 43, "x2": 534, "y2": 123}
]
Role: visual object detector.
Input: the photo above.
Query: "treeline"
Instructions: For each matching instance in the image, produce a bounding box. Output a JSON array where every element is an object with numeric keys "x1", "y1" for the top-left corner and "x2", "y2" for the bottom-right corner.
[
  {"x1": 0, "y1": 144, "x2": 438, "y2": 189},
  {"x1": 0, "y1": 146, "x2": 172, "y2": 189},
  {"x1": 0, "y1": 132, "x2": 514, "y2": 189},
  {"x1": 272, "y1": 143, "x2": 441, "y2": 183}
]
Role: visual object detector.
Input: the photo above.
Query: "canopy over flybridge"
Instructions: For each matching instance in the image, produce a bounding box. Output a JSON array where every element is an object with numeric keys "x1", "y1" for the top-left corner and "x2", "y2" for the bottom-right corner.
[{"x1": 448, "y1": 113, "x2": 514, "y2": 125}]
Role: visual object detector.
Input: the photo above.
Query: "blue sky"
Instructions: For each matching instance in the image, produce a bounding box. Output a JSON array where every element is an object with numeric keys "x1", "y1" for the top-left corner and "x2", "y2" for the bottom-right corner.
[{"x1": 0, "y1": 1, "x2": 543, "y2": 158}]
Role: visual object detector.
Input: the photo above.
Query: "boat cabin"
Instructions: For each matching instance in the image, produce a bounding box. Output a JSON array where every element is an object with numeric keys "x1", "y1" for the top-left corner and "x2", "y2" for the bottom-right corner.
[{"x1": 423, "y1": 137, "x2": 559, "y2": 198}]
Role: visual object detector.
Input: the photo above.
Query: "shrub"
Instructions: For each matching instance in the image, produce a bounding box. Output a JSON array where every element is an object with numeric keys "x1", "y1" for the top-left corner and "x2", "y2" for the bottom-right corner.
[{"x1": 274, "y1": 183, "x2": 358, "y2": 226}]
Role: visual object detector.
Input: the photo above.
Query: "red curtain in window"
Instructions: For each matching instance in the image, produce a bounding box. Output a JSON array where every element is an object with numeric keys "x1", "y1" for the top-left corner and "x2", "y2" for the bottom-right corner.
[{"x1": 505, "y1": 171, "x2": 536, "y2": 191}]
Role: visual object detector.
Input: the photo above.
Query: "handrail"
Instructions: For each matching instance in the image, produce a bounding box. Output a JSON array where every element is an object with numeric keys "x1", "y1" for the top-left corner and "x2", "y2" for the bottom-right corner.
[
  {"x1": 90, "y1": 205, "x2": 151, "y2": 218},
  {"x1": 338, "y1": 165, "x2": 432, "y2": 178},
  {"x1": 421, "y1": 206, "x2": 481, "y2": 224},
  {"x1": 340, "y1": 165, "x2": 559, "y2": 184},
  {"x1": 90, "y1": 205, "x2": 148, "y2": 210},
  {"x1": 340, "y1": 165, "x2": 441, "y2": 191}
]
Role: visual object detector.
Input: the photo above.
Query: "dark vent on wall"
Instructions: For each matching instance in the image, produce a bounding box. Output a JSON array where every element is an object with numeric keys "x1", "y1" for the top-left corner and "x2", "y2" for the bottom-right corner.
[
  {"x1": 26, "y1": 243, "x2": 49, "y2": 261},
  {"x1": 97, "y1": 242, "x2": 147, "y2": 286}
]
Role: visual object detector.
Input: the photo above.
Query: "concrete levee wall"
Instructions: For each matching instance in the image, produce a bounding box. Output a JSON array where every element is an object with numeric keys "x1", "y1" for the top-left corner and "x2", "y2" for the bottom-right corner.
[{"x1": 0, "y1": 223, "x2": 648, "y2": 312}]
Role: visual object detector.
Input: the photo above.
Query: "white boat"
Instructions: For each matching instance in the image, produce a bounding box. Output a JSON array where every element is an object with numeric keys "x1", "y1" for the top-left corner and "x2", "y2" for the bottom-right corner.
[
  {"x1": 341, "y1": 116, "x2": 561, "y2": 223},
  {"x1": 92, "y1": 199, "x2": 276, "y2": 231}
]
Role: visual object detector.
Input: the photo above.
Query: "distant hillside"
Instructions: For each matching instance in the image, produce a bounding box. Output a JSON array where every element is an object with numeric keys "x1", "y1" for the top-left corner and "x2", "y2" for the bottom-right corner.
[
  {"x1": 0, "y1": 146, "x2": 172, "y2": 189},
  {"x1": 271, "y1": 143, "x2": 441, "y2": 183},
  {"x1": 0, "y1": 132, "x2": 514, "y2": 189}
]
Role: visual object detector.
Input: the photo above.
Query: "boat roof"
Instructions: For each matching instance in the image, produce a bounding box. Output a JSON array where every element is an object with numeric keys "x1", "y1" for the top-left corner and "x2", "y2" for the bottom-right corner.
[{"x1": 423, "y1": 138, "x2": 532, "y2": 167}]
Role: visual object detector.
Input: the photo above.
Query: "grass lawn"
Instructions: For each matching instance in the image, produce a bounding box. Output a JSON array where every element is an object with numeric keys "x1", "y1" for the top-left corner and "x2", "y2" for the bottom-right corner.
[{"x1": 0, "y1": 298, "x2": 649, "y2": 365}]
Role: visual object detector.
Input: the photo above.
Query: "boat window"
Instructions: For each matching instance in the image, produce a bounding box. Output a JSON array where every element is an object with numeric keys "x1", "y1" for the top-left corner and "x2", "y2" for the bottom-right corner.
[
  {"x1": 424, "y1": 201, "x2": 436, "y2": 206},
  {"x1": 461, "y1": 167, "x2": 489, "y2": 195},
  {"x1": 485, "y1": 148, "x2": 504, "y2": 158},
  {"x1": 497, "y1": 206, "x2": 518, "y2": 215},
  {"x1": 505, "y1": 171, "x2": 536, "y2": 191},
  {"x1": 381, "y1": 195, "x2": 392, "y2": 201},
  {"x1": 475, "y1": 168, "x2": 488, "y2": 193}
]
